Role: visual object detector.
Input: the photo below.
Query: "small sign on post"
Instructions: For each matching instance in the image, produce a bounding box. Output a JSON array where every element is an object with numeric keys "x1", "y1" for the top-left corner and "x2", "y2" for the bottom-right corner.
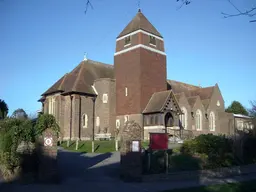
[
  {"x1": 131, "y1": 140, "x2": 140, "y2": 152},
  {"x1": 44, "y1": 137, "x2": 53, "y2": 147},
  {"x1": 149, "y1": 133, "x2": 168, "y2": 150}
]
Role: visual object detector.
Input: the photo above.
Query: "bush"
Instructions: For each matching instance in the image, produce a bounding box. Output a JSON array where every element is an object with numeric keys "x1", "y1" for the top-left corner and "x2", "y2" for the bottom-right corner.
[
  {"x1": 34, "y1": 114, "x2": 59, "y2": 137},
  {"x1": 179, "y1": 134, "x2": 235, "y2": 169},
  {"x1": 241, "y1": 130, "x2": 256, "y2": 164}
]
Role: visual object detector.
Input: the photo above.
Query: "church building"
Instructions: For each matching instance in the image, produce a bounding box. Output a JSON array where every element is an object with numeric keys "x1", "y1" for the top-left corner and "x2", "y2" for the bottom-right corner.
[{"x1": 38, "y1": 10, "x2": 235, "y2": 141}]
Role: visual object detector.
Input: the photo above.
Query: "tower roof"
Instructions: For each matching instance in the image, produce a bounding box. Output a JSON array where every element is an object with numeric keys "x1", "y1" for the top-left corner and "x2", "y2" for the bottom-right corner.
[{"x1": 117, "y1": 10, "x2": 162, "y2": 38}]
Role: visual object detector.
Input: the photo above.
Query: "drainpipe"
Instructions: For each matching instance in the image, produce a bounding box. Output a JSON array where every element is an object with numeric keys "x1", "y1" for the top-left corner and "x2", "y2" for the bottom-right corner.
[
  {"x1": 70, "y1": 95, "x2": 73, "y2": 140},
  {"x1": 78, "y1": 96, "x2": 81, "y2": 140},
  {"x1": 142, "y1": 114, "x2": 144, "y2": 141},
  {"x1": 92, "y1": 97, "x2": 96, "y2": 152}
]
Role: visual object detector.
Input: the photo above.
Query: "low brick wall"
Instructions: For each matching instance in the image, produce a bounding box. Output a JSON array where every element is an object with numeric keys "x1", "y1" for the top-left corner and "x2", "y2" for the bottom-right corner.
[{"x1": 143, "y1": 164, "x2": 256, "y2": 182}]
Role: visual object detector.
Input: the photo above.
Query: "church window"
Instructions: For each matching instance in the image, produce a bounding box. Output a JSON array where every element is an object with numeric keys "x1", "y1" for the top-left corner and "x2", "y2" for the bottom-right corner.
[
  {"x1": 237, "y1": 120, "x2": 244, "y2": 130},
  {"x1": 155, "y1": 115, "x2": 159, "y2": 125},
  {"x1": 116, "y1": 119, "x2": 120, "y2": 129},
  {"x1": 179, "y1": 107, "x2": 187, "y2": 129},
  {"x1": 125, "y1": 87, "x2": 128, "y2": 96},
  {"x1": 124, "y1": 115, "x2": 129, "y2": 123},
  {"x1": 102, "y1": 93, "x2": 108, "y2": 103},
  {"x1": 209, "y1": 111, "x2": 215, "y2": 131},
  {"x1": 150, "y1": 115, "x2": 154, "y2": 125},
  {"x1": 48, "y1": 97, "x2": 55, "y2": 115},
  {"x1": 149, "y1": 35, "x2": 156, "y2": 46},
  {"x1": 196, "y1": 109, "x2": 202, "y2": 131},
  {"x1": 96, "y1": 116, "x2": 100, "y2": 127},
  {"x1": 82, "y1": 114, "x2": 88, "y2": 128},
  {"x1": 124, "y1": 36, "x2": 131, "y2": 46}
]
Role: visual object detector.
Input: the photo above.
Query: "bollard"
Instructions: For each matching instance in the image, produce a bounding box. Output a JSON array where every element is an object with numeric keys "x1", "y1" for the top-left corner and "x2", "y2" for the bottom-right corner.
[
  {"x1": 92, "y1": 140, "x2": 95, "y2": 153},
  {"x1": 75, "y1": 139, "x2": 79, "y2": 150},
  {"x1": 115, "y1": 140, "x2": 118, "y2": 151},
  {"x1": 67, "y1": 140, "x2": 70, "y2": 148}
]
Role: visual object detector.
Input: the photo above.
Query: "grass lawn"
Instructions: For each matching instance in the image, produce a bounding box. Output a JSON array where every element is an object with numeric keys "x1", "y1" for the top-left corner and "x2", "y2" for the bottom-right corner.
[
  {"x1": 60, "y1": 140, "x2": 149, "y2": 153},
  {"x1": 161, "y1": 179, "x2": 256, "y2": 192}
]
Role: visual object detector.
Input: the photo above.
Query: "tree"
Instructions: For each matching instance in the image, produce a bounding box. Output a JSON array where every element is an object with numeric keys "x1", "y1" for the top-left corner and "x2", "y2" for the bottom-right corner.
[
  {"x1": 249, "y1": 100, "x2": 256, "y2": 117},
  {"x1": 225, "y1": 101, "x2": 249, "y2": 116},
  {"x1": 12, "y1": 108, "x2": 28, "y2": 120},
  {"x1": 177, "y1": 0, "x2": 256, "y2": 23},
  {"x1": 0, "y1": 99, "x2": 8, "y2": 119}
]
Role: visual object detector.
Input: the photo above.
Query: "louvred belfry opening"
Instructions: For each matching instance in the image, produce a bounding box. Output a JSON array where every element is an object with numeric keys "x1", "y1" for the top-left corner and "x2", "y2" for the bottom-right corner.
[{"x1": 114, "y1": 10, "x2": 167, "y2": 116}]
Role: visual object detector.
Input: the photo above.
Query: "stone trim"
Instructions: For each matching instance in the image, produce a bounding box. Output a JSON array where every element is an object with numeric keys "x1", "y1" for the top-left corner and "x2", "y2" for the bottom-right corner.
[
  {"x1": 114, "y1": 44, "x2": 166, "y2": 56},
  {"x1": 144, "y1": 125, "x2": 165, "y2": 130},
  {"x1": 116, "y1": 29, "x2": 164, "y2": 42}
]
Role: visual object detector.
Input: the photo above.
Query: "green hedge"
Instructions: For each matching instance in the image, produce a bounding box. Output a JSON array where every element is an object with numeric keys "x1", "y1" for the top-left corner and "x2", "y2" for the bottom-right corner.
[{"x1": 179, "y1": 134, "x2": 236, "y2": 169}]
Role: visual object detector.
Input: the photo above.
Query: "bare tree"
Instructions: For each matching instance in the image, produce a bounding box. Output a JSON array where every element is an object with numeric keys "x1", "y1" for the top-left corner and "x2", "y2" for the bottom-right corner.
[{"x1": 177, "y1": 0, "x2": 256, "y2": 22}]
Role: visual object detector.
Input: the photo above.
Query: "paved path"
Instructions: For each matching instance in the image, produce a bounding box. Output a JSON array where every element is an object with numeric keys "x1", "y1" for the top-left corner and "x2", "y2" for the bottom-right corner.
[{"x1": 1, "y1": 149, "x2": 256, "y2": 192}]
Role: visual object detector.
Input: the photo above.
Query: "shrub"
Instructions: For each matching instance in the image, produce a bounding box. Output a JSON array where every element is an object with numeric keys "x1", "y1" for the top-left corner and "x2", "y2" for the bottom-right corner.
[
  {"x1": 179, "y1": 134, "x2": 235, "y2": 169},
  {"x1": 241, "y1": 130, "x2": 256, "y2": 164},
  {"x1": 34, "y1": 114, "x2": 59, "y2": 137}
]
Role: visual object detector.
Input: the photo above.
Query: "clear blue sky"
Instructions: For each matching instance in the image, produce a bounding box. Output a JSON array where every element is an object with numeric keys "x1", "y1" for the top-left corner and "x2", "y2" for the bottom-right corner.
[{"x1": 1, "y1": 0, "x2": 255, "y2": 116}]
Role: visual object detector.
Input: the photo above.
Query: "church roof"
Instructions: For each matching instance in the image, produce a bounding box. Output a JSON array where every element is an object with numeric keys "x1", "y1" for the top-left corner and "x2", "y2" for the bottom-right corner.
[
  {"x1": 117, "y1": 10, "x2": 162, "y2": 38},
  {"x1": 42, "y1": 59, "x2": 114, "y2": 96},
  {"x1": 187, "y1": 96, "x2": 199, "y2": 108},
  {"x1": 167, "y1": 80, "x2": 215, "y2": 109},
  {"x1": 143, "y1": 90, "x2": 171, "y2": 113},
  {"x1": 143, "y1": 90, "x2": 181, "y2": 114},
  {"x1": 41, "y1": 60, "x2": 215, "y2": 112}
]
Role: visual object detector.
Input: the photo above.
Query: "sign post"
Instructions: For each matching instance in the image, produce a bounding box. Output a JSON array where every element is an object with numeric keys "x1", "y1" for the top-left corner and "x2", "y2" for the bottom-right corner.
[{"x1": 149, "y1": 133, "x2": 169, "y2": 174}]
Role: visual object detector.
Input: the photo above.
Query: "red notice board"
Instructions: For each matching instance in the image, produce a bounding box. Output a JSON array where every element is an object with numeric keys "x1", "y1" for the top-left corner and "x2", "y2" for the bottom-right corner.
[{"x1": 149, "y1": 133, "x2": 168, "y2": 150}]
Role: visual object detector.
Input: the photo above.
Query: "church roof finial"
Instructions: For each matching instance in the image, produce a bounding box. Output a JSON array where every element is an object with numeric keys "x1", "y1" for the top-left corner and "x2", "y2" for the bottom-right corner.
[
  {"x1": 138, "y1": 0, "x2": 141, "y2": 12},
  {"x1": 84, "y1": 52, "x2": 88, "y2": 61}
]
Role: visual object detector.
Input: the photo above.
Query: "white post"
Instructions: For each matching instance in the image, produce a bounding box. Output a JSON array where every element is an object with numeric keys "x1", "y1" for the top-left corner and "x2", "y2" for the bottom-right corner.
[
  {"x1": 115, "y1": 139, "x2": 118, "y2": 151},
  {"x1": 67, "y1": 140, "x2": 70, "y2": 148},
  {"x1": 75, "y1": 139, "x2": 79, "y2": 150},
  {"x1": 92, "y1": 140, "x2": 95, "y2": 153}
]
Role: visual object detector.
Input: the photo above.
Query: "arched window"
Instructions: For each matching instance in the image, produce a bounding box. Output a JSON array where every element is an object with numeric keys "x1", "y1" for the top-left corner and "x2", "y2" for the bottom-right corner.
[
  {"x1": 179, "y1": 107, "x2": 187, "y2": 129},
  {"x1": 209, "y1": 111, "x2": 215, "y2": 131},
  {"x1": 82, "y1": 114, "x2": 88, "y2": 128},
  {"x1": 96, "y1": 116, "x2": 100, "y2": 127},
  {"x1": 196, "y1": 109, "x2": 202, "y2": 131},
  {"x1": 48, "y1": 97, "x2": 55, "y2": 115}
]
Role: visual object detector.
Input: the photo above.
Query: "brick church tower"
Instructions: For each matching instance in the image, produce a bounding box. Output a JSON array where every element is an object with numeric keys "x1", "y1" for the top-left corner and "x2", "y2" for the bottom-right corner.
[{"x1": 114, "y1": 9, "x2": 167, "y2": 128}]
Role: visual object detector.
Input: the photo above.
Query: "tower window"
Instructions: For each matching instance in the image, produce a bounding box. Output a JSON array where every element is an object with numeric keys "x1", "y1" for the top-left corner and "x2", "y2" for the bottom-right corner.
[
  {"x1": 125, "y1": 87, "x2": 128, "y2": 96},
  {"x1": 102, "y1": 93, "x2": 108, "y2": 103},
  {"x1": 82, "y1": 114, "x2": 88, "y2": 128},
  {"x1": 149, "y1": 35, "x2": 156, "y2": 46},
  {"x1": 124, "y1": 36, "x2": 131, "y2": 46}
]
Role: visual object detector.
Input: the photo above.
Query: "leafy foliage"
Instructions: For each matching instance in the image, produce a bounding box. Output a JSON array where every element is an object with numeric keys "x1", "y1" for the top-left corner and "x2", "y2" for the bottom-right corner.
[
  {"x1": 225, "y1": 101, "x2": 249, "y2": 116},
  {"x1": 0, "y1": 118, "x2": 34, "y2": 177},
  {"x1": 34, "y1": 114, "x2": 60, "y2": 137},
  {"x1": 12, "y1": 108, "x2": 28, "y2": 120},
  {"x1": 180, "y1": 134, "x2": 235, "y2": 169},
  {"x1": 0, "y1": 99, "x2": 8, "y2": 119},
  {"x1": 0, "y1": 113, "x2": 59, "y2": 180}
]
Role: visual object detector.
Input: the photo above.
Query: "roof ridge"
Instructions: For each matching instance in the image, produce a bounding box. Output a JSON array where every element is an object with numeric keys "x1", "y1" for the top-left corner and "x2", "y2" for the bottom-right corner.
[
  {"x1": 187, "y1": 95, "x2": 200, "y2": 99},
  {"x1": 72, "y1": 62, "x2": 85, "y2": 92},
  {"x1": 86, "y1": 59, "x2": 113, "y2": 67},
  {"x1": 168, "y1": 79, "x2": 200, "y2": 88},
  {"x1": 159, "y1": 90, "x2": 172, "y2": 112},
  {"x1": 58, "y1": 73, "x2": 68, "y2": 90}
]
